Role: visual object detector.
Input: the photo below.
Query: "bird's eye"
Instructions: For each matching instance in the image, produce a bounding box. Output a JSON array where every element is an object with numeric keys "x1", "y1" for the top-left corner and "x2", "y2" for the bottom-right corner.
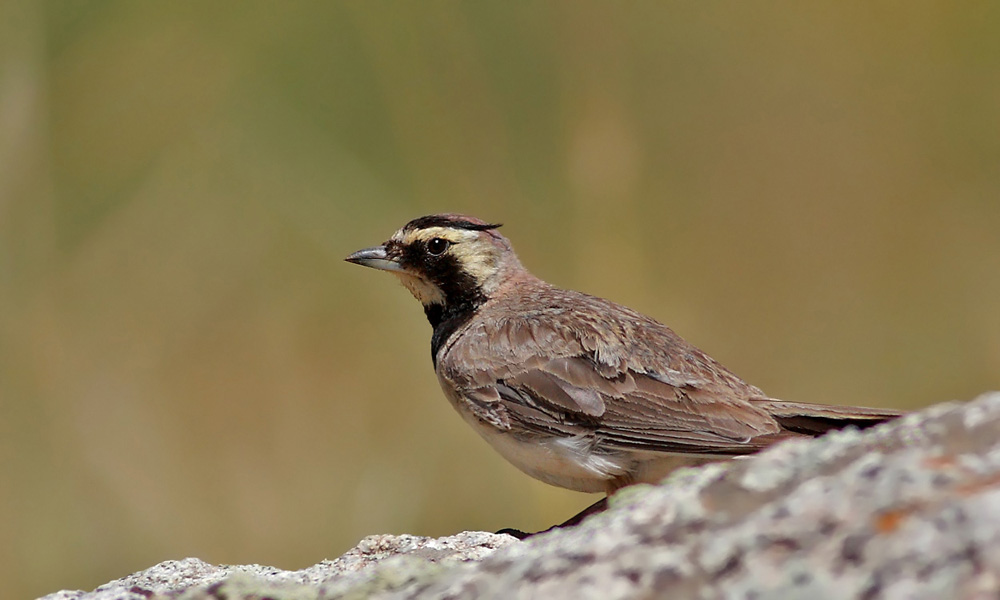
[{"x1": 427, "y1": 238, "x2": 450, "y2": 256}]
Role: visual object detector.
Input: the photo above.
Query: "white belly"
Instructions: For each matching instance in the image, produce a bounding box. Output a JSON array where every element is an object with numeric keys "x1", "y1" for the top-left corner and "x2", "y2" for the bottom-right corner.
[
  {"x1": 444, "y1": 385, "x2": 721, "y2": 493},
  {"x1": 473, "y1": 422, "x2": 628, "y2": 492}
]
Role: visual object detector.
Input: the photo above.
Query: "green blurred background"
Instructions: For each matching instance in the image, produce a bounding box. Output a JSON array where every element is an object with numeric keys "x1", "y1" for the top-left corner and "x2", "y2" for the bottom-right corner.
[{"x1": 2, "y1": 2, "x2": 999, "y2": 597}]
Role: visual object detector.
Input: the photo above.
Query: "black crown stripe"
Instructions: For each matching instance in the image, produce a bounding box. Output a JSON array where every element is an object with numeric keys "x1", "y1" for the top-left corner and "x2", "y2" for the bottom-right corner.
[{"x1": 405, "y1": 215, "x2": 502, "y2": 232}]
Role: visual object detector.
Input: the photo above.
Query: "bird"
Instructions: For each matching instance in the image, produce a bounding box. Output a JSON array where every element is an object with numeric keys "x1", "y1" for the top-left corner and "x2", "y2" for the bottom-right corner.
[{"x1": 346, "y1": 214, "x2": 901, "y2": 528}]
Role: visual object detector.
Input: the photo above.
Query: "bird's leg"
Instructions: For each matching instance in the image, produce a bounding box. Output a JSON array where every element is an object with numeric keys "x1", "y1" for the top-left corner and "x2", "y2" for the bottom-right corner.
[
  {"x1": 496, "y1": 496, "x2": 609, "y2": 540},
  {"x1": 552, "y1": 496, "x2": 609, "y2": 528}
]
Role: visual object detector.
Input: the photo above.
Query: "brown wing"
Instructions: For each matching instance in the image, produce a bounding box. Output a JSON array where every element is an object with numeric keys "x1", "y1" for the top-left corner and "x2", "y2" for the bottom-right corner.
[{"x1": 437, "y1": 287, "x2": 791, "y2": 456}]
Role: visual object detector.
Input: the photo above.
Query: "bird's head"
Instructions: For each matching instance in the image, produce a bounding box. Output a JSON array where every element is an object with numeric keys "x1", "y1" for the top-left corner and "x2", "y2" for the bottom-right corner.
[{"x1": 346, "y1": 214, "x2": 524, "y2": 323}]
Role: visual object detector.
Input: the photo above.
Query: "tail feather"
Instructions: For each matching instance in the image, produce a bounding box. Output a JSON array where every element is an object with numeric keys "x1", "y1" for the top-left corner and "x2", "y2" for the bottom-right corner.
[{"x1": 752, "y1": 398, "x2": 903, "y2": 436}]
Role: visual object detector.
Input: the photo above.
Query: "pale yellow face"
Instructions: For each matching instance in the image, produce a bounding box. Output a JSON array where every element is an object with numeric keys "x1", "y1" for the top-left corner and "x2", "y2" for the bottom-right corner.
[{"x1": 389, "y1": 225, "x2": 505, "y2": 304}]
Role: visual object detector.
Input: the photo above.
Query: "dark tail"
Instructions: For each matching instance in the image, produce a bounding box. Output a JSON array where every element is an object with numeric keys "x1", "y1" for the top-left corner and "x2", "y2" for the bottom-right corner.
[{"x1": 752, "y1": 398, "x2": 903, "y2": 436}]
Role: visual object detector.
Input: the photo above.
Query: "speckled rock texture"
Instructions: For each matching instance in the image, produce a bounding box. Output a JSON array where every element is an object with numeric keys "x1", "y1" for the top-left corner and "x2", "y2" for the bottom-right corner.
[
  {"x1": 42, "y1": 392, "x2": 1000, "y2": 600},
  {"x1": 39, "y1": 533, "x2": 518, "y2": 600}
]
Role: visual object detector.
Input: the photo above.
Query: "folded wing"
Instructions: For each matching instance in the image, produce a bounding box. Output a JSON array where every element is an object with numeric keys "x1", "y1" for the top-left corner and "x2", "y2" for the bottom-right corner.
[{"x1": 439, "y1": 303, "x2": 797, "y2": 456}]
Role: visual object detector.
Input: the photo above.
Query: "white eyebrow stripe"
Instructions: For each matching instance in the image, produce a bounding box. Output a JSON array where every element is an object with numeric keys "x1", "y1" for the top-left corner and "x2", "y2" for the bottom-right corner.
[{"x1": 395, "y1": 226, "x2": 478, "y2": 245}]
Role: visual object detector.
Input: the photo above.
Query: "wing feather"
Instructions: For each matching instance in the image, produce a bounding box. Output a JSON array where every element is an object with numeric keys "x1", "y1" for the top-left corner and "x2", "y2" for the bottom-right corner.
[{"x1": 438, "y1": 288, "x2": 785, "y2": 455}]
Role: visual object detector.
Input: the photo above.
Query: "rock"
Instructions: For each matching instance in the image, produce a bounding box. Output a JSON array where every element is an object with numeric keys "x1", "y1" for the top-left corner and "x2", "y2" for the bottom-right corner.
[
  {"x1": 41, "y1": 393, "x2": 1000, "y2": 600},
  {"x1": 38, "y1": 533, "x2": 517, "y2": 600}
]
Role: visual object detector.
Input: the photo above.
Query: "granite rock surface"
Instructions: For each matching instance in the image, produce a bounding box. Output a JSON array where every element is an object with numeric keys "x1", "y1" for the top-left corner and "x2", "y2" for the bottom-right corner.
[{"x1": 41, "y1": 392, "x2": 1000, "y2": 600}]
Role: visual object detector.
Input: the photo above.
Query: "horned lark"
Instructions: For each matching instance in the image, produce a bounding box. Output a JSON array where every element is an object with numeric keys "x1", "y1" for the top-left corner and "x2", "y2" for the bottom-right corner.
[{"x1": 347, "y1": 214, "x2": 900, "y2": 498}]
